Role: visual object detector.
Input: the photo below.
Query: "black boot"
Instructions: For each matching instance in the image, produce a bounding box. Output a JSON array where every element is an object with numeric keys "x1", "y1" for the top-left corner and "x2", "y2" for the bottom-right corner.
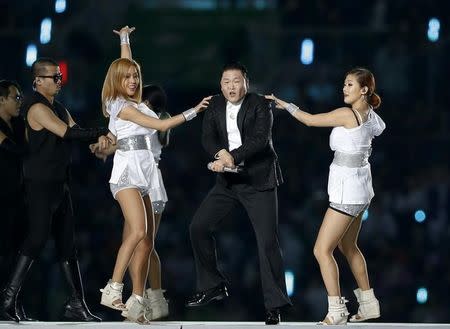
[
  {"x1": 16, "y1": 294, "x2": 37, "y2": 321},
  {"x1": 60, "y1": 258, "x2": 102, "y2": 322},
  {"x1": 0, "y1": 255, "x2": 34, "y2": 322}
]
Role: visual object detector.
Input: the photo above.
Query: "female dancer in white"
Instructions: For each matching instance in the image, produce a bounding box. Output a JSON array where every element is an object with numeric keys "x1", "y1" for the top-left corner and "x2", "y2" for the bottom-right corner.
[
  {"x1": 266, "y1": 67, "x2": 385, "y2": 325},
  {"x1": 134, "y1": 84, "x2": 170, "y2": 320},
  {"x1": 98, "y1": 26, "x2": 211, "y2": 323},
  {"x1": 117, "y1": 85, "x2": 171, "y2": 321}
]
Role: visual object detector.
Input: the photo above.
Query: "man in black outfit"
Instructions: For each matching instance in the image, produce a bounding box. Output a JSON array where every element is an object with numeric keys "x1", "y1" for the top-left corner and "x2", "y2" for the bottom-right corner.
[
  {"x1": 186, "y1": 63, "x2": 292, "y2": 324},
  {"x1": 0, "y1": 80, "x2": 25, "y2": 271},
  {"x1": 0, "y1": 80, "x2": 36, "y2": 321},
  {"x1": 0, "y1": 58, "x2": 107, "y2": 322}
]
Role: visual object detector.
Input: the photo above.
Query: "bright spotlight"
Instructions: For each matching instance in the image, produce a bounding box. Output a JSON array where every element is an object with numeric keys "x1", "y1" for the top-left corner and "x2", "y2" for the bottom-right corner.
[
  {"x1": 285, "y1": 270, "x2": 295, "y2": 297},
  {"x1": 362, "y1": 209, "x2": 369, "y2": 221},
  {"x1": 300, "y1": 39, "x2": 314, "y2": 65},
  {"x1": 427, "y1": 18, "x2": 440, "y2": 42},
  {"x1": 414, "y1": 210, "x2": 426, "y2": 223},
  {"x1": 40, "y1": 18, "x2": 52, "y2": 44},
  {"x1": 26, "y1": 44, "x2": 37, "y2": 67},
  {"x1": 416, "y1": 287, "x2": 428, "y2": 304},
  {"x1": 55, "y1": 0, "x2": 66, "y2": 13}
]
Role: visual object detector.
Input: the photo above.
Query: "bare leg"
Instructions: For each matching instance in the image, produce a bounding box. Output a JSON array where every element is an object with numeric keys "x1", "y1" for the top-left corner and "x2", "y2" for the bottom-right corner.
[
  {"x1": 338, "y1": 213, "x2": 370, "y2": 290},
  {"x1": 148, "y1": 212, "x2": 162, "y2": 289},
  {"x1": 112, "y1": 188, "x2": 147, "y2": 284},
  {"x1": 127, "y1": 195, "x2": 155, "y2": 295},
  {"x1": 313, "y1": 208, "x2": 353, "y2": 296}
]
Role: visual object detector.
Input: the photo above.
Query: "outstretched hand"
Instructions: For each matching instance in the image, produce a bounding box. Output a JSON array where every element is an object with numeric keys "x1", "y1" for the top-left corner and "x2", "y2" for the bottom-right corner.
[
  {"x1": 194, "y1": 96, "x2": 213, "y2": 113},
  {"x1": 113, "y1": 25, "x2": 136, "y2": 37},
  {"x1": 265, "y1": 94, "x2": 288, "y2": 110}
]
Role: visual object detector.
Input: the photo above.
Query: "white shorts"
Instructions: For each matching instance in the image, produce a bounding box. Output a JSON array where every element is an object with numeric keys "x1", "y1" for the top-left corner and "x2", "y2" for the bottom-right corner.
[{"x1": 329, "y1": 202, "x2": 369, "y2": 218}]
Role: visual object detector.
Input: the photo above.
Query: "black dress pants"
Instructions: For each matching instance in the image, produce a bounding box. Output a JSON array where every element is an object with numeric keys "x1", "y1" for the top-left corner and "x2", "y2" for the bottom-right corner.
[
  {"x1": 21, "y1": 180, "x2": 76, "y2": 260},
  {"x1": 189, "y1": 181, "x2": 292, "y2": 310},
  {"x1": 0, "y1": 190, "x2": 27, "y2": 286}
]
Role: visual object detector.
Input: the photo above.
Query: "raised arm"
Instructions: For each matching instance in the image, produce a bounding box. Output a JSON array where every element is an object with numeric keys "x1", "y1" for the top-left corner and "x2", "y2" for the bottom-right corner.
[
  {"x1": 113, "y1": 25, "x2": 135, "y2": 60},
  {"x1": 119, "y1": 96, "x2": 212, "y2": 132},
  {"x1": 265, "y1": 94, "x2": 356, "y2": 128}
]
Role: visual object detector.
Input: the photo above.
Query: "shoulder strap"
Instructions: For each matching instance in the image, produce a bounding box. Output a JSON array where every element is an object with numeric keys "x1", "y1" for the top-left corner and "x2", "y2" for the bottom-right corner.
[{"x1": 351, "y1": 109, "x2": 361, "y2": 126}]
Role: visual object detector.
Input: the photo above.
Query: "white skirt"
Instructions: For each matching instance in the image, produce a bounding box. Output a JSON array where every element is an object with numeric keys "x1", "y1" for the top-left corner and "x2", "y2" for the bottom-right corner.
[
  {"x1": 109, "y1": 150, "x2": 163, "y2": 201},
  {"x1": 327, "y1": 163, "x2": 374, "y2": 204}
]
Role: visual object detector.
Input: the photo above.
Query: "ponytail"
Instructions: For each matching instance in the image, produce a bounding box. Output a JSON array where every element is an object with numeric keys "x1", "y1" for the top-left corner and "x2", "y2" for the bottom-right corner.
[{"x1": 368, "y1": 92, "x2": 381, "y2": 109}]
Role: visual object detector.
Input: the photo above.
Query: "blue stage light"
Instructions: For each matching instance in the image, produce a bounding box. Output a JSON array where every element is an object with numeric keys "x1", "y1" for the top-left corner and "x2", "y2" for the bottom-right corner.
[
  {"x1": 40, "y1": 18, "x2": 52, "y2": 44},
  {"x1": 300, "y1": 39, "x2": 314, "y2": 65},
  {"x1": 26, "y1": 44, "x2": 37, "y2": 67},
  {"x1": 362, "y1": 209, "x2": 369, "y2": 221},
  {"x1": 427, "y1": 18, "x2": 440, "y2": 42},
  {"x1": 55, "y1": 0, "x2": 66, "y2": 13},
  {"x1": 417, "y1": 287, "x2": 428, "y2": 304},
  {"x1": 285, "y1": 270, "x2": 294, "y2": 297},
  {"x1": 414, "y1": 210, "x2": 426, "y2": 223}
]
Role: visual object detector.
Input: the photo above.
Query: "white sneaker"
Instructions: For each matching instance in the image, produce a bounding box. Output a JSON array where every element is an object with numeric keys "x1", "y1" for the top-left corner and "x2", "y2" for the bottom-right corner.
[
  {"x1": 124, "y1": 294, "x2": 152, "y2": 324},
  {"x1": 144, "y1": 288, "x2": 169, "y2": 320},
  {"x1": 121, "y1": 294, "x2": 136, "y2": 318},
  {"x1": 350, "y1": 288, "x2": 380, "y2": 322},
  {"x1": 318, "y1": 296, "x2": 349, "y2": 325},
  {"x1": 100, "y1": 280, "x2": 127, "y2": 311}
]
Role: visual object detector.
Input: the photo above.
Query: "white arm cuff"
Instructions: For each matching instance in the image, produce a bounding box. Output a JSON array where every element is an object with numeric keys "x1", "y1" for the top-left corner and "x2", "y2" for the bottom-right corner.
[
  {"x1": 182, "y1": 108, "x2": 197, "y2": 121},
  {"x1": 120, "y1": 34, "x2": 130, "y2": 45},
  {"x1": 286, "y1": 103, "x2": 299, "y2": 115}
]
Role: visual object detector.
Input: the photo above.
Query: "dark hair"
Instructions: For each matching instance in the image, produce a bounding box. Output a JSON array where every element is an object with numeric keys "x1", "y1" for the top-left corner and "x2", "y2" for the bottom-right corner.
[
  {"x1": 142, "y1": 84, "x2": 170, "y2": 147},
  {"x1": 346, "y1": 67, "x2": 381, "y2": 109},
  {"x1": 0, "y1": 80, "x2": 22, "y2": 98},
  {"x1": 142, "y1": 85, "x2": 167, "y2": 113},
  {"x1": 31, "y1": 57, "x2": 59, "y2": 90},
  {"x1": 222, "y1": 62, "x2": 249, "y2": 81},
  {"x1": 31, "y1": 57, "x2": 59, "y2": 78}
]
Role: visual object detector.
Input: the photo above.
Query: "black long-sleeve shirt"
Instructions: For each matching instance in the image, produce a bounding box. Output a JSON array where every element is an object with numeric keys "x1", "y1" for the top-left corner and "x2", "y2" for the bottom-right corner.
[{"x1": 0, "y1": 116, "x2": 25, "y2": 196}]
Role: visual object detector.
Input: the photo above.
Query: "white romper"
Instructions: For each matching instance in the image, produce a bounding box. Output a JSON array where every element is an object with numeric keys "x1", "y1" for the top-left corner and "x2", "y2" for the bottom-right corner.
[
  {"x1": 106, "y1": 97, "x2": 163, "y2": 200},
  {"x1": 327, "y1": 108, "x2": 385, "y2": 216}
]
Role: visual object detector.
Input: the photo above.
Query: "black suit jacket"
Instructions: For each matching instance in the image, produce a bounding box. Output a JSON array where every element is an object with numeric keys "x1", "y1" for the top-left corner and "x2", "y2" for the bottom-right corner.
[{"x1": 202, "y1": 92, "x2": 283, "y2": 191}]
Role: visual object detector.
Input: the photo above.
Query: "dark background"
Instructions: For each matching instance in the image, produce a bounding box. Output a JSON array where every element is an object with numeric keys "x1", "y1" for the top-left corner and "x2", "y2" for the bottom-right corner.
[{"x1": 0, "y1": 0, "x2": 449, "y2": 323}]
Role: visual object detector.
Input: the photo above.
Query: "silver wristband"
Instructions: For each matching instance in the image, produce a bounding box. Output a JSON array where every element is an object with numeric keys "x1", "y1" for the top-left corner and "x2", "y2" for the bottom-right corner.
[
  {"x1": 182, "y1": 108, "x2": 197, "y2": 121},
  {"x1": 120, "y1": 34, "x2": 130, "y2": 45},
  {"x1": 286, "y1": 103, "x2": 299, "y2": 115}
]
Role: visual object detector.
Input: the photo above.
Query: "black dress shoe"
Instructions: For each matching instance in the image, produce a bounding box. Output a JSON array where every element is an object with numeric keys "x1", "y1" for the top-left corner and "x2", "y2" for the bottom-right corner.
[
  {"x1": 185, "y1": 283, "x2": 228, "y2": 308},
  {"x1": 265, "y1": 308, "x2": 280, "y2": 325}
]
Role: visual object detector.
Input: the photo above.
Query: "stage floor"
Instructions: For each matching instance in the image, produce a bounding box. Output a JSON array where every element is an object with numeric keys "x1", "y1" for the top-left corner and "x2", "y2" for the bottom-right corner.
[{"x1": 1, "y1": 322, "x2": 450, "y2": 328}]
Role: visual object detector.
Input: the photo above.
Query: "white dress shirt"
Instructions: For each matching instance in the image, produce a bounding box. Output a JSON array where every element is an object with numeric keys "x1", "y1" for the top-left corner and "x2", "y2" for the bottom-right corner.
[{"x1": 226, "y1": 100, "x2": 243, "y2": 151}]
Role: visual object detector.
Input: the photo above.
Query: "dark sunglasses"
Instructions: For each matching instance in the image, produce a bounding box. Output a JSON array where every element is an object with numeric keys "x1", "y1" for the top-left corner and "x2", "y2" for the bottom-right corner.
[
  {"x1": 37, "y1": 73, "x2": 63, "y2": 83},
  {"x1": 9, "y1": 94, "x2": 23, "y2": 103}
]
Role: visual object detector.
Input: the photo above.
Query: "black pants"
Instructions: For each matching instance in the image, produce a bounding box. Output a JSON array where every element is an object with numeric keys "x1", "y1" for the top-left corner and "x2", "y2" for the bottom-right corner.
[
  {"x1": 189, "y1": 181, "x2": 291, "y2": 310},
  {"x1": 20, "y1": 180, "x2": 76, "y2": 260},
  {"x1": 0, "y1": 190, "x2": 27, "y2": 286}
]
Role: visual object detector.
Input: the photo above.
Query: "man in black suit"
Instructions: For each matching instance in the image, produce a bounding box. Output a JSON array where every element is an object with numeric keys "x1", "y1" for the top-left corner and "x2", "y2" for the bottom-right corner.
[{"x1": 186, "y1": 63, "x2": 291, "y2": 324}]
